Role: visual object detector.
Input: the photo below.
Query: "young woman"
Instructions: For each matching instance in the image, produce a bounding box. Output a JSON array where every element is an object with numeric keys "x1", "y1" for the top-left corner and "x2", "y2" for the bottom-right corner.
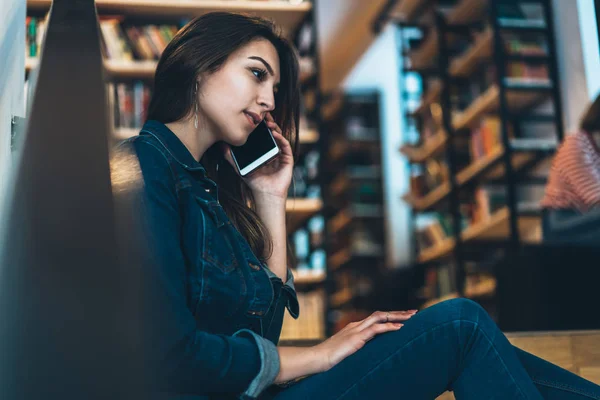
[
  {"x1": 121, "y1": 12, "x2": 600, "y2": 400},
  {"x1": 541, "y1": 95, "x2": 600, "y2": 212}
]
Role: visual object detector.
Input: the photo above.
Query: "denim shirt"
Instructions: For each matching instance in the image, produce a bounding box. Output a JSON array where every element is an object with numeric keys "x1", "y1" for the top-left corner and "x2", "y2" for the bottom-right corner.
[{"x1": 116, "y1": 120, "x2": 299, "y2": 399}]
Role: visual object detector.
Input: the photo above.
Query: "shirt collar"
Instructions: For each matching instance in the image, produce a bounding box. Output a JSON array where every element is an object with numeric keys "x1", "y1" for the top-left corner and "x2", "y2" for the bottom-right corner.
[{"x1": 140, "y1": 120, "x2": 207, "y2": 175}]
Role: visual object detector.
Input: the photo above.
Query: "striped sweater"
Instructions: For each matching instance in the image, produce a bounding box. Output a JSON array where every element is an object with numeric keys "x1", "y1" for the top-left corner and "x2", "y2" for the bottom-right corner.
[{"x1": 541, "y1": 131, "x2": 600, "y2": 212}]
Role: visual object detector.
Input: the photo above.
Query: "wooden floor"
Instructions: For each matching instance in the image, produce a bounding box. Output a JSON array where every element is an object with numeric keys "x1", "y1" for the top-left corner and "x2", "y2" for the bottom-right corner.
[{"x1": 437, "y1": 330, "x2": 600, "y2": 399}]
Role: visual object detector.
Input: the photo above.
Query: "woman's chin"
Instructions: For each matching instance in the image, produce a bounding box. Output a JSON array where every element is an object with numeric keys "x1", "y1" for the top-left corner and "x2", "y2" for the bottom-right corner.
[{"x1": 229, "y1": 132, "x2": 250, "y2": 147}]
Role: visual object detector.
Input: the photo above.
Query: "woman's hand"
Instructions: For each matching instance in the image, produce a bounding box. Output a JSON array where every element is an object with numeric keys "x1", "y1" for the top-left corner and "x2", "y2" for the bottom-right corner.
[
  {"x1": 313, "y1": 310, "x2": 417, "y2": 372},
  {"x1": 223, "y1": 113, "x2": 293, "y2": 201}
]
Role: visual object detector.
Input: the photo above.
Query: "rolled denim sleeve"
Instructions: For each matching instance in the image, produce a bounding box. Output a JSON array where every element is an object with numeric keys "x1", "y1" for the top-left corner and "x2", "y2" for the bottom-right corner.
[
  {"x1": 282, "y1": 268, "x2": 300, "y2": 319},
  {"x1": 234, "y1": 329, "x2": 281, "y2": 399},
  {"x1": 262, "y1": 265, "x2": 299, "y2": 319},
  {"x1": 126, "y1": 140, "x2": 270, "y2": 397}
]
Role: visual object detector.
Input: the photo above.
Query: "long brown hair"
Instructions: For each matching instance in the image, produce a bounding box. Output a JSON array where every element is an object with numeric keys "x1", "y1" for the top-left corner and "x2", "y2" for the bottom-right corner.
[{"x1": 147, "y1": 12, "x2": 300, "y2": 264}]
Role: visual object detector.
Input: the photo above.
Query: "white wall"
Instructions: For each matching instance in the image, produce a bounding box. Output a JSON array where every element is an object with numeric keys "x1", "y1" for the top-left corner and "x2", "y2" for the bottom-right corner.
[
  {"x1": 343, "y1": 25, "x2": 412, "y2": 269},
  {"x1": 553, "y1": 0, "x2": 600, "y2": 131},
  {"x1": 577, "y1": 0, "x2": 600, "y2": 99},
  {"x1": 0, "y1": 0, "x2": 26, "y2": 209}
]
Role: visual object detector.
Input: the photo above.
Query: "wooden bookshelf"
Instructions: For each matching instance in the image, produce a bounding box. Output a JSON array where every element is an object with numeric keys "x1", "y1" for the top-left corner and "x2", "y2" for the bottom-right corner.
[
  {"x1": 105, "y1": 59, "x2": 156, "y2": 79},
  {"x1": 328, "y1": 248, "x2": 352, "y2": 272},
  {"x1": 407, "y1": 0, "x2": 489, "y2": 69},
  {"x1": 418, "y1": 237, "x2": 455, "y2": 264},
  {"x1": 400, "y1": 129, "x2": 447, "y2": 163},
  {"x1": 28, "y1": 56, "x2": 315, "y2": 84},
  {"x1": 450, "y1": 29, "x2": 493, "y2": 78},
  {"x1": 391, "y1": 0, "x2": 564, "y2": 332},
  {"x1": 461, "y1": 206, "x2": 541, "y2": 243},
  {"x1": 328, "y1": 204, "x2": 383, "y2": 235},
  {"x1": 387, "y1": 0, "x2": 431, "y2": 23},
  {"x1": 446, "y1": 0, "x2": 489, "y2": 24},
  {"x1": 328, "y1": 247, "x2": 383, "y2": 272},
  {"x1": 422, "y1": 278, "x2": 496, "y2": 310},
  {"x1": 404, "y1": 139, "x2": 554, "y2": 212},
  {"x1": 416, "y1": 205, "x2": 541, "y2": 263},
  {"x1": 410, "y1": 32, "x2": 439, "y2": 70},
  {"x1": 402, "y1": 181, "x2": 451, "y2": 212},
  {"x1": 293, "y1": 272, "x2": 326, "y2": 285},
  {"x1": 286, "y1": 198, "x2": 323, "y2": 233},
  {"x1": 410, "y1": 80, "x2": 442, "y2": 116},
  {"x1": 464, "y1": 276, "x2": 497, "y2": 299},
  {"x1": 330, "y1": 288, "x2": 353, "y2": 308},
  {"x1": 27, "y1": 0, "x2": 312, "y2": 36},
  {"x1": 298, "y1": 128, "x2": 319, "y2": 144},
  {"x1": 453, "y1": 84, "x2": 551, "y2": 131},
  {"x1": 455, "y1": 145, "x2": 533, "y2": 184}
]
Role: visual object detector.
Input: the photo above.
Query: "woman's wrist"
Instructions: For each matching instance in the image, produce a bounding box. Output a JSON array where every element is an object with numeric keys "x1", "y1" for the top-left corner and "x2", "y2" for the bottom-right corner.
[
  {"x1": 274, "y1": 345, "x2": 327, "y2": 384},
  {"x1": 252, "y1": 190, "x2": 288, "y2": 206}
]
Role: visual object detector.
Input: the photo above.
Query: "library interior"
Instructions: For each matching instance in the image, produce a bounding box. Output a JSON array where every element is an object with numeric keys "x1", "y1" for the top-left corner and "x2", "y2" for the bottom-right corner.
[{"x1": 2, "y1": 0, "x2": 600, "y2": 398}]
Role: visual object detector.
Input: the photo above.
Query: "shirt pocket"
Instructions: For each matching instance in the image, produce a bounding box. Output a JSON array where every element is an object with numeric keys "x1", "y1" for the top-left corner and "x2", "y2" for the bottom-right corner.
[
  {"x1": 194, "y1": 196, "x2": 239, "y2": 274},
  {"x1": 193, "y1": 195, "x2": 247, "y2": 320}
]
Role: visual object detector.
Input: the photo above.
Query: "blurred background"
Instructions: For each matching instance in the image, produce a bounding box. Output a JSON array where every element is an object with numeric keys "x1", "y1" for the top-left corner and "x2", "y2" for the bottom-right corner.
[{"x1": 2, "y1": 1, "x2": 600, "y2": 392}]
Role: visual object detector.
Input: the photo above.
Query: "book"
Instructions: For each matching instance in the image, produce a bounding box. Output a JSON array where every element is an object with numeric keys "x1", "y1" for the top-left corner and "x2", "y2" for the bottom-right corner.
[{"x1": 113, "y1": 81, "x2": 152, "y2": 129}]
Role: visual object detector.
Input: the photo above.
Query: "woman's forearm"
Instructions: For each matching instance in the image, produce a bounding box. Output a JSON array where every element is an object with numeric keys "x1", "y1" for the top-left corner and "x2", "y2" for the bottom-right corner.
[
  {"x1": 253, "y1": 193, "x2": 288, "y2": 281},
  {"x1": 274, "y1": 346, "x2": 325, "y2": 384}
]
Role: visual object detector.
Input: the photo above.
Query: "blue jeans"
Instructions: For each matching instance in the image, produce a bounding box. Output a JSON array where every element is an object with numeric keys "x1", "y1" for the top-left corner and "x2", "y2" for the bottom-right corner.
[{"x1": 270, "y1": 298, "x2": 600, "y2": 399}]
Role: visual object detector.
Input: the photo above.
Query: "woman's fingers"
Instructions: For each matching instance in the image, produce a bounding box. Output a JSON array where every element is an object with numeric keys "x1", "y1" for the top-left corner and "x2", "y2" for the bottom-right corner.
[
  {"x1": 270, "y1": 129, "x2": 293, "y2": 159},
  {"x1": 356, "y1": 310, "x2": 417, "y2": 331},
  {"x1": 362, "y1": 322, "x2": 404, "y2": 342}
]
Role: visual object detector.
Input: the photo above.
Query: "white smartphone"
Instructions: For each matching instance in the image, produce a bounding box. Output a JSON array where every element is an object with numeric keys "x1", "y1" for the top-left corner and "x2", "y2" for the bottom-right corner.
[{"x1": 231, "y1": 119, "x2": 280, "y2": 177}]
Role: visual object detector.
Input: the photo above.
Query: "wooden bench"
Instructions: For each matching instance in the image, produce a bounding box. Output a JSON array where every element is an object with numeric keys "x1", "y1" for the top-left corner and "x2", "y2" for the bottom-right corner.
[{"x1": 437, "y1": 330, "x2": 600, "y2": 399}]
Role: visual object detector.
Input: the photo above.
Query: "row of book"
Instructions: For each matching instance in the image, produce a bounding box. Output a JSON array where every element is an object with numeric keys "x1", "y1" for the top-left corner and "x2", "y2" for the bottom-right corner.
[
  {"x1": 111, "y1": 81, "x2": 153, "y2": 129},
  {"x1": 280, "y1": 290, "x2": 325, "y2": 341},
  {"x1": 421, "y1": 264, "x2": 456, "y2": 301},
  {"x1": 101, "y1": 17, "x2": 179, "y2": 61},
  {"x1": 504, "y1": 33, "x2": 548, "y2": 56},
  {"x1": 469, "y1": 117, "x2": 507, "y2": 161},
  {"x1": 420, "y1": 267, "x2": 497, "y2": 306},
  {"x1": 468, "y1": 186, "x2": 506, "y2": 225},
  {"x1": 506, "y1": 61, "x2": 549, "y2": 82},
  {"x1": 415, "y1": 187, "x2": 506, "y2": 253},
  {"x1": 409, "y1": 158, "x2": 450, "y2": 197}
]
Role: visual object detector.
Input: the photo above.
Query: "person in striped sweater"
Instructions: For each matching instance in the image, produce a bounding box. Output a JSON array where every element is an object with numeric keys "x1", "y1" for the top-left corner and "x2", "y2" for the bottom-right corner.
[{"x1": 541, "y1": 95, "x2": 600, "y2": 212}]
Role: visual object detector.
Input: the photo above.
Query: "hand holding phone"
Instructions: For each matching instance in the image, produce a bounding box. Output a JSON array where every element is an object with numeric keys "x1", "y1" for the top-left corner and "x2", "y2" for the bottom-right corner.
[{"x1": 230, "y1": 119, "x2": 280, "y2": 177}]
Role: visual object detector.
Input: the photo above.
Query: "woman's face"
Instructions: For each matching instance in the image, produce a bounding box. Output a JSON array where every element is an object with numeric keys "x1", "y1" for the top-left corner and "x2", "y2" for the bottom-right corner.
[{"x1": 197, "y1": 38, "x2": 281, "y2": 146}]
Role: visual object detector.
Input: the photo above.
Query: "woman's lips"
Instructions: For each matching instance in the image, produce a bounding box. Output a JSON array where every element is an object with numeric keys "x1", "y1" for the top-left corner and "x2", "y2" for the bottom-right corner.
[
  {"x1": 244, "y1": 111, "x2": 261, "y2": 125},
  {"x1": 244, "y1": 112, "x2": 257, "y2": 126}
]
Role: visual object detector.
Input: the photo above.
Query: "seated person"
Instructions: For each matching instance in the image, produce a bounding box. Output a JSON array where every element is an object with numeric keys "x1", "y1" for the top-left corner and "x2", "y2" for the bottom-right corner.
[{"x1": 541, "y1": 94, "x2": 600, "y2": 212}]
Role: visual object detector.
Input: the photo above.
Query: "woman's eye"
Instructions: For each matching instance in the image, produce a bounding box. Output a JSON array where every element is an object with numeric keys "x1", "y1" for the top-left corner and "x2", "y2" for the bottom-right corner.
[{"x1": 251, "y1": 68, "x2": 267, "y2": 81}]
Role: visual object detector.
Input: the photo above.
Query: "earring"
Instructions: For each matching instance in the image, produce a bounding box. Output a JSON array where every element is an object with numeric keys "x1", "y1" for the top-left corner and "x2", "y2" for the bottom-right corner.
[{"x1": 194, "y1": 82, "x2": 199, "y2": 129}]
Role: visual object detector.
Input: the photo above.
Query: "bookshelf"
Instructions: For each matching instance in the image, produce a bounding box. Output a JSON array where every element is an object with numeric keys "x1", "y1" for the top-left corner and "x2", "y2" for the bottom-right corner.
[
  {"x1": 28, "y1": 57, "x2": 315, "y2": 83},
  {"x1": 400, "y1": 129, "x2": 447, "y2": 163},
  {"x1": 25, "y1": 0, "x2": 327, "y2": 343},
  {"x1": 286, "y1": 198, "x2": 323, "y2": 233},
  {"x1": 376, "y1": 0, "x2": 564, "y2": 329},
  {"x1": 322, "y1": 92, "x2": 386, "y2": 335},
  {"x1": 27, "y1": 0, "x2": 312, "y2": 35}
]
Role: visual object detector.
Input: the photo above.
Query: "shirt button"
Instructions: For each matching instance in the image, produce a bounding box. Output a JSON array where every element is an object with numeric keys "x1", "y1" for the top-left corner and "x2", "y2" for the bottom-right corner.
[
  {"x1": 204, "y1": 188, "x2": 211, "y2": 193},
  {"x1": 249, "y1": 262, "x2": 261, "y2": 271},
  {"x1": 248, "y1": 310, "x2": 264, "y2": 316}
]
